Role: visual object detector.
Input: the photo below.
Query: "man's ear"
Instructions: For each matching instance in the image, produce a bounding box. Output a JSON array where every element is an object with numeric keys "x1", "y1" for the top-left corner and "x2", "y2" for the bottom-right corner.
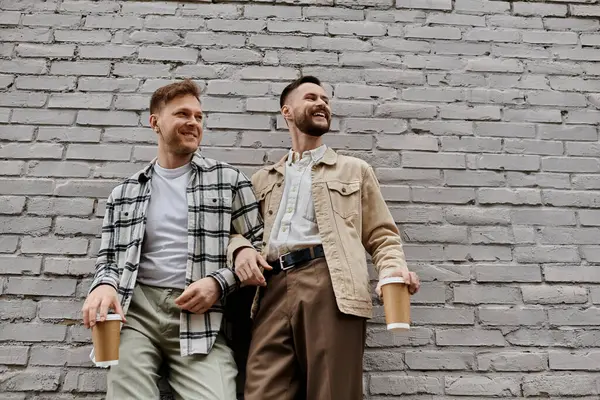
[
  {"x1": 281, "y1": 105, "x2": 292, "y2": 121},
  {"x1": 149, "y1": 114, "x2": 159, "y2": 133}
]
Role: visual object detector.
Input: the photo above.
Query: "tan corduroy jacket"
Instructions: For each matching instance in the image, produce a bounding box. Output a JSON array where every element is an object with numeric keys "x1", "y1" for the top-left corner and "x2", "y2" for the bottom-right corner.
[{"x1": 228, "y1": 147, "x2": 409, "y2": 319}]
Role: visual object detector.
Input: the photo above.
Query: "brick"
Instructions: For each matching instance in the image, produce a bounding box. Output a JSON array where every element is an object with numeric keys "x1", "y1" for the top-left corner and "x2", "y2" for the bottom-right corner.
[
  {"x1": 205, "y1": 19, "x2": 266, "y2": 33},
  {"x1": 544, "y1": 157, "x2": 600, "y2": 173},
  {"x1": 540, "y1": 125, "x2": 598, "y2": 141},
  {"x1": 567, "y1": 110, "x2": 600, "y2": 124},
  {"x1": 514, "y1": 2, "x2": 567, "y2": 16},
  {"x1": 50, "y1": 61, "x2": 110, "y2": 76},
  {"x1": 60, "y1": 0, "x2": 119, "y2": 12},
  {"x1": 112, "y1": 63, "x2": 170, "y2": 78},
  {"x1": 374, "y1": 103, "x2": 437, "y2": 119},
  {"x1": 0, "y1": 369, "x2": 61, "y2": 392},
  {"x1": 544, "y1": 190, "x2": 600, "y2": 208},
  {"x1": 327, "y1": 21, "x2": 386, "y2": 37},
  {"x1": 445, "y1": 207, "x2": 510, "y2": 226},
  {"x1": 508, "y1": 172, "x2": 570, "y2": 189},
  {"x1": 143, "y1": 16, "x2": 203, "y2": 30},
  {"x1": 515, "y1": 246, "x2": 580, "y2": 263},
  {"x1": 53, "y1": 180, "x2": 116, "y2": 198},
  {"x1": 550, "y1": 308, "x2": 600, "y2": 326},
  {"x1": 477, "y1": 154, "x2": 539, "y2": 171},
  {"x1": 138, "y1": 46, "x2": 197, "y2": 63},
  {"x1": 2, "y1": 28, "x2": 51, "y2": 42},
  {"x1": 571, "y1": 4, "x2": 600, "y2": 16},
  {"x1": 48, "y1": 93, "x2": 112, "y2": 109},
  {"x1": 0, "y1": 236, "x2": 18, "y2": 253},
  {"x1": 528, "y1": 61, "x2": 583, "y2": 76},
  {"x1": 21, "y1": 237, "x2": 88, "y2": 255},
  {"x1": 77, "y1": 111, "x2": 138, "y2": 126},
  {"x1": 11, "y1": 109, "x2": 75, "y2": 126},
  {"x1": 444, "y1": 171, "x2": 504, "y2": 188},
  {"x1": 44, "y1": 258, "x2": 94, "y2": 276},
  {"x1": 85, "y1": 15, "x2": 143, "y2": 29},
  {"x1": 267, "y1": 21, "x2": 325, "y2": 35},
  {"x1": 504, "y1": 109, "x2": 562, "y2": 123},
  {"x1": 79, "y1": 45, "x2": 137, "y2": 59},
  {"x1": 180, "y1": 3, "x2": 240, "y2": 17},
  {"x1": 479, "y1": 188, "x2": 541, "y2": 205},
  {"x1": 343, "y1": 118, "x2": 407, "y2": 135},
  {"x1": 364, "y1": 350, "x2": 405, "y2": 371},
  {"x1": 54, "y1": 29, "x2": 111, "y2": 43},
  {"x1": 405, "y1": 351, "x2": 474, "y2": 371},
  {"x1": 527, "y1": 91, "x2": 587, "y2": 107},
  {"x1": 15, "y1": 76, "x2": 75, "y2": 91},
  {"x1": 0, "y1": 346, "x2": 29, "y2": 366},
  {"x1": 55, "y1": 217, "x2": 102, "y2": 236},
  {"x1": 445, "y1": 376, "x2": 520, "y2": 396},
  {"x1": 390, "y1": 205, "x2": 444, "y2": 223},
  {"x1": 454, "y1": 285, "x2": 520, "y2": 304},
  {"x1": 77, "y1": 78, "x2": 140, "y2": 92},
  {"x1": 479, "y1": 306, "x2": 547, "y2": 326},
  {"x1": 579, "y1": 210, "x2": 600, "y2": 226},
  {"x1": 437, "y1": 329, "x2": 505, "y2": 346},
  {"x1": 201, "y1": 48, "x2": 262, "y2": 64},
  {"x1": 402, "y1": 152, "x2": 464, "y2": 169},
  {"x1": 16, "y1": 43, "x2": 75, "y2": 58},
  {"x1": 505, "y1": 139, "x2": 563, "y2": 156},
  {"x1": 545, "y1": 266, "x2": 600, "y2": 282},
  {"x1": 0, "y1": 216, "x2": 52, "y2": 235},
  {"x1": 512, "y1": 209, "x2": 576, "y2": 226},
  {"x1": 396, "y1": 0, "x2": 451, "y2": 9},
  {"x1": 402, "y1": 88, "x2": 463, "y2": 102},
  {"x1": 0, "y1": 299, "x2": 37, "y2": 320},
  {"x1": 470, "y1": 227, "x2": 514, "y2": 244},
  {"x1": 0, "y1": 255, "x2": 42, "y2": 275},
  {"x1": 0, "y1": 322, "x2": 67, "y2": 342},
  {"x1": 441, "y1": 105, "x2": 501, "y2": 121},
  {"x1": 550, "y1": 351, "x2": 600, "y2": 371},
  {"x1": 441, "y1": 137, "x2": 501, "y2": 153},
  {"x1": 403, "y1": 225, "x2": 468, "y2": 244},
  {"x1": 446, "y1": 245, "x2": 512, "y2": 261},
  {"x1": 523, "y1": 375, "x2": 600, "y2": 396},
  {"x1": 129, "y1": 30, "x2": 182, "y2": 45},
  {"x1": 475, "y1": 264, "x2": 541, "y2": 282},
  {"x1": 38, "y1": 300, "x2": 83, "y2": 320},
  {"x1": 523, "y1": 285, "x2": 588, "y2": 305},
  {"x1": 370, "y1": 375, "x2": 443, "y2": 395},
  {"x1": 23, "y1": 12, "x2": 80, "y2": 27},
  {"x1": 0, "y1": 125, "x2": 36, "y2": 141},
  {"x1": 464, "y1": 28, "x2": 520, "y2": 43},
  {"x1": 455, "y1": 0, "x2": 510, "y2": 13},
  {"x1": 412, "y1": 187, "x2": 475, "y2": 204},
  {"x1": 205, "y1": 114, "x2": 270, "y2": 131},
  {"x1": 556, "y1": 48, "x2": 600, "y2": 62},
  {"x1": 0, "y1": 10, "x2": 21, "y2": 24},
  {"x1": 546, "y1": 17, "x2": 599, "y2": 31},
  {"x1": 278, "y1": 50, "x2": 338, "y2": 66},
  {"x1": 303, "y1": 6, "x2": 364, "y2": 20},
  {"x1": 477, "y1": 352, "x2": 547, "y2": 371},
  {"x1": 412, "y1": 306, "x2": 474, "y2": 324},
  {"x1": 488, "y1": 15, "x2": 543, "y2": 29},
  {"x1": 0, "y1": 143, "x2": 64, "y2": 159},
  {"x1": 0, "y1": 161, "x2": 24, "y2": 176}
]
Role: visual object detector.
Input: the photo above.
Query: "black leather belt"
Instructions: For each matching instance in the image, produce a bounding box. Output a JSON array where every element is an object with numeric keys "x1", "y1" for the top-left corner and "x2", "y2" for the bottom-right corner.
[{"x1": 267, "y1": 245, "x2": 325, "y2": 275}]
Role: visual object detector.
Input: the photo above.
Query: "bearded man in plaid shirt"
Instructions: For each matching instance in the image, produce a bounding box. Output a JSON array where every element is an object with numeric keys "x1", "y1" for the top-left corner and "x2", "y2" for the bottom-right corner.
[{"x1": 81, "y1": 79, "x2": 264, "y2": 399}]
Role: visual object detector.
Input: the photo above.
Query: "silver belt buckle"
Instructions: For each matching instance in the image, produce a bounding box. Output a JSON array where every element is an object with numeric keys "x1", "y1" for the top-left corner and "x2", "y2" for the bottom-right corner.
[{"x1": 279, "y1": 252, "x2": 294, "y2": 271}]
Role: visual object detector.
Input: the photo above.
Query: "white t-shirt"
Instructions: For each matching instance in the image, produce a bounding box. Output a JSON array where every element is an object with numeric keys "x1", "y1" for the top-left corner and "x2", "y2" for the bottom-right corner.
[{"x1": 137, "y1": 162, "x2": 192, "y2": 289}]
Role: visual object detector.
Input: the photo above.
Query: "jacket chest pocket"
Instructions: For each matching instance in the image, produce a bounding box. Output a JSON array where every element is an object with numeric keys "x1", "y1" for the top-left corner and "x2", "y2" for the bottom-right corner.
[
  {"x1": 326, "y1": 181, "x2": 360, "y2": 219},
  {"x1": 257, "y1": 181, "x2": 280, "y2": 217},
  {"x1": 201, "y1": 196, "x2": 233, "y2": 229}
]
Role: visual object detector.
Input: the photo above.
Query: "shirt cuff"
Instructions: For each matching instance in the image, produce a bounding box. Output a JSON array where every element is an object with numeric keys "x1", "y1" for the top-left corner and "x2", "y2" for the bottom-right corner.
[{"x1": 208, "y1": 268, "x2": 239, "y2": 299}]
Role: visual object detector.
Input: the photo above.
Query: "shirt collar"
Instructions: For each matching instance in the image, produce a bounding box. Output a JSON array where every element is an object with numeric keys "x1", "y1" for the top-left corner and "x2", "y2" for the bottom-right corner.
[{"x1": 286, "y1": 144, "x2": 327, "y2": 167}]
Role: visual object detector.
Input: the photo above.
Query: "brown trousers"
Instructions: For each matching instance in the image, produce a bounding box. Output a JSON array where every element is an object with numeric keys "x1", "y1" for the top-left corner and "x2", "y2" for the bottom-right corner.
[{"x1": 244, "y1": 258, "x2": 367, "y2": 400}]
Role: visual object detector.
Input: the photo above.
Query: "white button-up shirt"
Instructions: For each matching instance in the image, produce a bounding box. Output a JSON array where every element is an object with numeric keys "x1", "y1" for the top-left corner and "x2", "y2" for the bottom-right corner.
[{"x1": 267, "y1": 145, "x2": 327, "y2": 261}]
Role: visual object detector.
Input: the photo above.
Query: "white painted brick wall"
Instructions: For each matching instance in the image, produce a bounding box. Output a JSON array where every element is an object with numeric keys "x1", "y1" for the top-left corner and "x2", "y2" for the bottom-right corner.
[{"x1": 2, "y1": 0, "x2": 600, "y2": 398}]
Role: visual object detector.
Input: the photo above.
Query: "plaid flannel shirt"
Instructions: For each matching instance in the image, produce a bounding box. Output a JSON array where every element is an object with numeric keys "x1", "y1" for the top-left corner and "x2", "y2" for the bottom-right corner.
[{"x1": 89, "y1": 152, "x2": 263, "y2": 356}]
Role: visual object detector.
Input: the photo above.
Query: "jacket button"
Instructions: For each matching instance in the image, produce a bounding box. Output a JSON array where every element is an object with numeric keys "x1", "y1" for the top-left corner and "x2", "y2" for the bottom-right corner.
[
  {"x1": 277, "y1": 182, "x2": 282, "y2": 187},
  {"x1": 342, "y1": 188, "x2": 347, "y2": 193},
  {"x1": 262, "y1": 241, "x2": 266, "y2": 246},
  {"x1": 268, "y1": 210, "x2": 273, "y2": 215}
]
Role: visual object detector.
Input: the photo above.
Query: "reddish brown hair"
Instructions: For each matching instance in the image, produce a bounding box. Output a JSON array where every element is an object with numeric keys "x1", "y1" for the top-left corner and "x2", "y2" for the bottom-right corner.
[{"x1": 149, "y1": 79, "x2": 200, "y2": 114}]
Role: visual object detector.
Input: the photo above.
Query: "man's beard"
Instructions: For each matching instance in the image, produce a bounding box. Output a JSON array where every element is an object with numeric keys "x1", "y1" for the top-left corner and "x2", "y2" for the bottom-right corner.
[{"x1": 295, "y1": 110, "x2": 330, "y2": 137}]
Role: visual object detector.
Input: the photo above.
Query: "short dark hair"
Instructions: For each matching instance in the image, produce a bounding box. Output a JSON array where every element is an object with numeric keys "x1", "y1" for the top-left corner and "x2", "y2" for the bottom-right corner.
[
  {"x1": 279, "y1": 75, "x2": 322, "y2": 108},
  {"x1": 150, "y1": 79, "x2": 200, "y2": 114}
]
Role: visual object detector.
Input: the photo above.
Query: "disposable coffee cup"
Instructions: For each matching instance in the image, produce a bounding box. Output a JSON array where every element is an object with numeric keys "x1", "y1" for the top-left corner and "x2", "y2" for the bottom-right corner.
[
  {"x1": 380, "y1": 277, "x2": 410, "y2": 331},
  {"x1": 91, "y1": 314, "x2": 121, "y2": 367}
]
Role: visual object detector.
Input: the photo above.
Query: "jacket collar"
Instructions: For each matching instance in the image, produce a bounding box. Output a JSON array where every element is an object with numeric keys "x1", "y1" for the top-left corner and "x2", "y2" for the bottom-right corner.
[{"x1": 265, "y1": 146, "x2": 337, "y2": 175}]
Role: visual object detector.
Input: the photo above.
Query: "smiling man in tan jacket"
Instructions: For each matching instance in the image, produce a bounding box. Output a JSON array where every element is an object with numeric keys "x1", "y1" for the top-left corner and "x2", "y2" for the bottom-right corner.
[{"x1": 229, "y1": 76, "x2": 420, "y2": 400}]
